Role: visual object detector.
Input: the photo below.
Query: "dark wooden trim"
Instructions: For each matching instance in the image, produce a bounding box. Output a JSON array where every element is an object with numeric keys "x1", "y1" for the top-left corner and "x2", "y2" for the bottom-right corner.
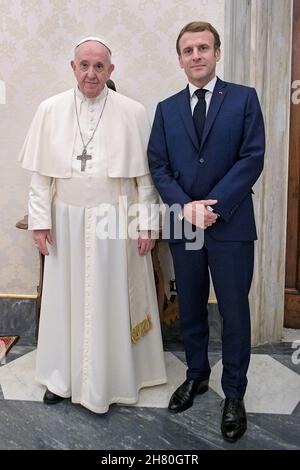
[{"x1": 284, "y1": 0, "x2": 300, "y2": 327}]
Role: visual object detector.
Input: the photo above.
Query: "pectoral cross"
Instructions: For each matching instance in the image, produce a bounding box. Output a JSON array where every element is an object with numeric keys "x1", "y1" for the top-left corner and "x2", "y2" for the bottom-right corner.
[{"x1": 77, "y1": 148, "x2": 92, "y2": 171}]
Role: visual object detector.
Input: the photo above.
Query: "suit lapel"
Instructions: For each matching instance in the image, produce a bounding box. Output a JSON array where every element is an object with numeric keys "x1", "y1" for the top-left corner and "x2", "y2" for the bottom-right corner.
[
  {"x1": 200, "y1": 78, "x2": 227, "y2": 151},
  {"x1": 177, "y1": 86, "x2": 199, "y2": 150}
]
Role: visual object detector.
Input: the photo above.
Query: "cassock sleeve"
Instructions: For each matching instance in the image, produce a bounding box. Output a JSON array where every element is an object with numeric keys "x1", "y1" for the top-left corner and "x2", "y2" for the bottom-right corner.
[
  {"x1": 28, "y1": 172, "x2": 53, "y2": 230},
  {"x1": 136, "y1": 174, "x2": 159, "y2": 233}
]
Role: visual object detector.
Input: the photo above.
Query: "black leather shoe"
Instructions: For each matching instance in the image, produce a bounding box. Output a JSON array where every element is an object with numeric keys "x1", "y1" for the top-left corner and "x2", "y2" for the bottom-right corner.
[
  {"x1": 168, "y1": 378, "x2": 209, "y2": 413},
  {"x1": 43, "y1": 388, "x2": 66, "y2": 405},
  {"x1": 221, "y1": 398, "x2": 247, "y2": 442}
]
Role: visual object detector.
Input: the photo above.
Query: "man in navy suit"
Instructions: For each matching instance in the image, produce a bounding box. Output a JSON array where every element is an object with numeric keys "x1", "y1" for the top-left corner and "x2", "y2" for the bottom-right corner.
[{"x1": 148, "y1": 21, "x2": 265, "y2": 442}]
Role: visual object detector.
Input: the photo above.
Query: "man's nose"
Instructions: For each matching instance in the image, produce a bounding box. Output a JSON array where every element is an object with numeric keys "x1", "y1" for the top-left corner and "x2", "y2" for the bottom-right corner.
[
  {"x1": 87, "y1": 66, "x2": 96, "y2": 78},
  {"x1": 192, "y1": 48, "x2": 201, "y2": 60}
]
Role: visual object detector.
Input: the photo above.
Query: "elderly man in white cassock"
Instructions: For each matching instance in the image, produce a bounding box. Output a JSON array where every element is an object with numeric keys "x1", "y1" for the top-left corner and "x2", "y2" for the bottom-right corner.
[{"x1": 19, "y1": 37, "x2": 167, "y2": 413}]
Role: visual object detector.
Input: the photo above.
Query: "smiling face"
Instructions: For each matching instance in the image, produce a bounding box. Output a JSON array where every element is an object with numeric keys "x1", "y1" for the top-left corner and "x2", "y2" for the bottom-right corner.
[
  {"x1": 71, "y1": 41, "x2": 114, "y2": 98},
  {"x1": 178, "y1": 30, "x2": 220, "y2": 88}
]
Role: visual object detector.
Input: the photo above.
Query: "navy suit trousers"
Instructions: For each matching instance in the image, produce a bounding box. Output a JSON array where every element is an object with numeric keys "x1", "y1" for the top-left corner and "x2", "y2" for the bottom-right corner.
[{"x1": 169, "y1": 233, "x2": 254, "y2": 399}]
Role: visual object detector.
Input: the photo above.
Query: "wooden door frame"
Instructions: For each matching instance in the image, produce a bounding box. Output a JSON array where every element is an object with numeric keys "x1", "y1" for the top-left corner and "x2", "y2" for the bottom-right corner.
[{"x1": 285, "y1": 0, "x2": 300, "y2": 327}]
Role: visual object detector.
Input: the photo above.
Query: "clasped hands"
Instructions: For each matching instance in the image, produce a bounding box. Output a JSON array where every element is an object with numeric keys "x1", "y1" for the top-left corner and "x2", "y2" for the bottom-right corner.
[{"x1": 183, "y1": 199, "x2": 218, "y2": 229}]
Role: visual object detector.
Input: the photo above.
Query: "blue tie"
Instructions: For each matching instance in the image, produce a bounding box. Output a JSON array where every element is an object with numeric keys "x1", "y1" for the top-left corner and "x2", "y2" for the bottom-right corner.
[{"x1": 193, "y1": 89, "x2": 208, "y2": 144}]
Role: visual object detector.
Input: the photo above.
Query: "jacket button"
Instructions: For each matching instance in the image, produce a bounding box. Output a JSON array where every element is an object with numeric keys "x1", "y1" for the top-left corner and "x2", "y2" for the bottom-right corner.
[{"x1": 199, "y1": 158, "x2": 205, "y2": 163}]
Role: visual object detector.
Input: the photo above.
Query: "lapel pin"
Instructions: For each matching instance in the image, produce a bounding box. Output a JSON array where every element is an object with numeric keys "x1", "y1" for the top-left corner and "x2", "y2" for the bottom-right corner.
[{"x1": 219, "y1": 91, "x2": 223, "y2": 95}]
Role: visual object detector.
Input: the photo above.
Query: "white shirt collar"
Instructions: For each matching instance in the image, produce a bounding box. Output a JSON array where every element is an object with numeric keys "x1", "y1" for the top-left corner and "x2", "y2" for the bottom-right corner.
[
  {"x1": 76, "y1": 84, "x2": 108, "y2": 103},
  {"x1": 189, "y1": 76, "x2": 217, "y2": 98}
]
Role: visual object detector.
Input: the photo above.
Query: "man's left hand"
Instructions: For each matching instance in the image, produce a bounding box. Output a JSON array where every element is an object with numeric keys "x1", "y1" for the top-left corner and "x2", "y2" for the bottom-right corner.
[
  {"x1": 183, "y1": 199, "x2": 218, "y2": 229},
  {"x1": 138, "y1": 231, "x2": 156, "y2": 256}
]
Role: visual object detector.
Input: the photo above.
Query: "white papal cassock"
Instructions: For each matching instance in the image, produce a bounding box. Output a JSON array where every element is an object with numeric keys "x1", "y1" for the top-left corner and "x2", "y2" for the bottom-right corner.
[{"x1": 25, "y1": 86, "x2": 167, "y2": 413}]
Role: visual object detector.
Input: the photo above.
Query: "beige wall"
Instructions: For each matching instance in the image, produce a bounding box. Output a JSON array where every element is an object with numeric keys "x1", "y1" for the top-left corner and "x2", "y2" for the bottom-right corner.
[{"x1": 0, "y1": 0, "x2": 225, "y2": 294}]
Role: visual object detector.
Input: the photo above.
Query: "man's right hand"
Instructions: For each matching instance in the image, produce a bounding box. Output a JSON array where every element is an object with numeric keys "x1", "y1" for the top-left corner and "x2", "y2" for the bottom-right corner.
[
  {"x1": 183, "y1": 199, "x2": 218, "y2": 229},
  {"x1": 33, "y1": 230, "x2": 54, "y2": 256}
]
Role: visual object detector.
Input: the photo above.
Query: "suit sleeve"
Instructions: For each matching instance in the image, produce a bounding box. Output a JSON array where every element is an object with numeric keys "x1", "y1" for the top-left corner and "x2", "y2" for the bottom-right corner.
[
  {"x1": 147, "y1": 103, "x2": 192, "y2": 208},
  {"x1": 205, "y1": 88, "x2": 265, "y2": 222}
]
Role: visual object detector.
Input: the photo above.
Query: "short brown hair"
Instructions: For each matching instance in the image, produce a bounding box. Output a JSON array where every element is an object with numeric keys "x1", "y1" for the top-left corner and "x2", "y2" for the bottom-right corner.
[{"x1": 176, "y1": 21, "x2": 221, "y2": 56}]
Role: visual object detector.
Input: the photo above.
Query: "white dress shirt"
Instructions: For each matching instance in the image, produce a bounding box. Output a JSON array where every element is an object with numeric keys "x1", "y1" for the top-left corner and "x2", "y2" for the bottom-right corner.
[{"x1": 189, "y1": 75, "x2": 217, "y2": 115}]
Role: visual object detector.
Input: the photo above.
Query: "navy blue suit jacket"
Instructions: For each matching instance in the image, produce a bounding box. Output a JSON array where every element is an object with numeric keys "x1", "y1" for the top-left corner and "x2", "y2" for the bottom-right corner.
[{"x1": 148, "y1": 78, "x2": 265, "y2": 242}]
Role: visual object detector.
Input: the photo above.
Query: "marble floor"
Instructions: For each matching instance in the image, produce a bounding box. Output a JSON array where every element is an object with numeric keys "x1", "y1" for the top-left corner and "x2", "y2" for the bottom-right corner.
[{"x1": 0, "y1": 327, "x2": 300, "y2": 450}]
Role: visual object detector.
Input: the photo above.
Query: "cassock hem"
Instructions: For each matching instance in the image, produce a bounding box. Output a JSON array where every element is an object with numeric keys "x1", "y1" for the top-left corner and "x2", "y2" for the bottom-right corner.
[
  {"x1": 36, "y1": 378, "x2": 71, "y2": 398},
  {"x1": 37, "y1": 376, "x2": 167, "y2": 414},
  {"x1": 71, "y1": 376, "x2": 168, "y2": 414}
]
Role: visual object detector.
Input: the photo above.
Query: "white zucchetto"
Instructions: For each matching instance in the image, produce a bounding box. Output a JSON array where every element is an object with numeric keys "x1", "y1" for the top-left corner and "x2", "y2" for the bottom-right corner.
[{"x1": 74, "y1": 36, "x2": 111, "y2": 54}]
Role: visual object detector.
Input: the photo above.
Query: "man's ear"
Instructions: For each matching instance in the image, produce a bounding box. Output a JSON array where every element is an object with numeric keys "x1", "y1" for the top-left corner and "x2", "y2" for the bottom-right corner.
[
  {"x1": 108, "y1": 63, "x2": 115, "y2": 76},
  {"x1": 70, "y1": 60, "x2": 75, "y2": 71},
  {"x1": 215, "y1": 48, "x2": 221, "y2": 62},
  {"x1": 178, "y1": 55, "x2": 184, "y2": 69}
]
